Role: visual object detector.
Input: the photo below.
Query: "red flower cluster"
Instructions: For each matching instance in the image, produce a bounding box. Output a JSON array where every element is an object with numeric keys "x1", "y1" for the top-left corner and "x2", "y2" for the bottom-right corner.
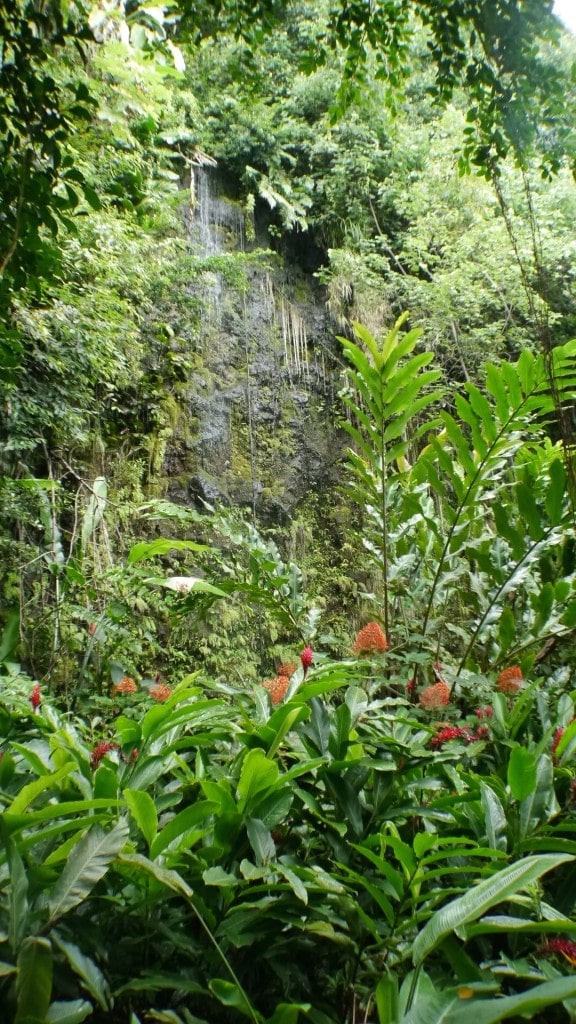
[
  {"x1": 113, "y1": 676, "x2": 137, "y2": 695},
  {"x1": 352, "y1": 622, "x2": 388, "y2": 655},
  {"x1": 420, "y1": 682, "x2": 450, "y2": 709},
  {"x1": 29, "y1": 684, "x2": 41, "y2": 711},
  {"x1": 540, "y1": 937, "x2": 576, "y2": 966},
  {"x1": 429, "y1": 726, "x2": 471, "y2": 749},
  {"x1": 90, "y1": 741, "x2": 119, "y2": 771},
  {"x1": 406, "y1": 678, "x2": 417, "y2": 699},
  {"x1": 497, "y1": 666, "x2": 523, "y2": 693},
  {"x1": 430, "y1": 723, "x2": 491, "y2": 749},
  {"x1": 149, "y1": 683, "x2": 172, "y2": 703},
  {"x1": 278, "y1": 662, "x2": 298, "y2": 678},
  {"x1": 262, "y1": 675, "x2": 291, "y2": 705}
]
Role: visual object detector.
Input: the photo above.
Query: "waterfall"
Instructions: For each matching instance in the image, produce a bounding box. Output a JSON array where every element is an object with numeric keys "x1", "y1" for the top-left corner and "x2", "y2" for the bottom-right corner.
[{"x1": 171, "y1": 165, "x2": 339, "y2": 521}]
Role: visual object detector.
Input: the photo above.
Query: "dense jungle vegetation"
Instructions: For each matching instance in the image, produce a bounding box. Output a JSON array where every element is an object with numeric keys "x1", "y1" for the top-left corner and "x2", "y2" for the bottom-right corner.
[{"x1": 3, "y1": 2, "x2": 576, "y2": 1022}]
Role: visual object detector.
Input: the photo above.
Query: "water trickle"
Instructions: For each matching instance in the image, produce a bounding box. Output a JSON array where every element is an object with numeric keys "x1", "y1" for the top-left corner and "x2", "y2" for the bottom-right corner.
[{"x1": 192, "y1": 168, "x2": 246, "y2": 256}]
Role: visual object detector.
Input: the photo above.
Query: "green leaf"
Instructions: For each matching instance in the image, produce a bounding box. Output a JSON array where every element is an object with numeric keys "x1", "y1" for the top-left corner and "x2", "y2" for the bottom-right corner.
[
  {"x1": 48, "y1": 820, "x2": 129, "y2": 923},
  {"x1": 46, "y1": 1000, "x2": 94, "y2": 1023},
  {"x1": 246, "y1": 818, "x2": 275, "y2": 866},
  {"x1": 237, "y1": 749, "x2": 279, "y2": 812},
  {"x1": 546, "y1": 458, "x2": 567, "y2": 525},
  {"x1": 124, "y1": 789, "x2": 158, "y2": 849},
  {"x1": 117, "y1": 852, "x2": 193, "y2": 898},
  {"x1": 149, "y1": 801, "x2": 217, "y2": 859},
  {"x1": 516, "y1": 481, "x2": 542, "y2": 540},
  {"x1": 412, "y1": 853, "x2": 573, "y2": 964},
  {"x1": 519, "y1": 754, "x2": 555, "y2": 839},
  {"x1": 208, "y1": 978, "x2": 257, "y2": 1021},
  {"x1": 7, "y1": 835, "x2": 29, "y2": 952},
  {"x1": 15, "y1": 937, "x2": 52, "y2": 1024},
  {"x1": 276, "y1": 863, "x2": 308, "y2": 905},
  {"x1": 53, "y1": 934, "x2": 111, "y2": 1010},
  {"x1": 266, "y1": 1003, "x2": 311, "y2": 1024},
  {"x1": 507, "y1": 747, "x2": 537, "y2": 801},
  {"x1": 127, "y1": 539, "x2": 211, "y2": 563},
  {"x1": 480, "y1": 784, "x2": 508, "y2": 852},
  {"x1": 8, "y1": 764, "x2": 74, "y2": 814},
  {"x1": 375, "y1": 971, "x2": 399, "y2": 1024},
  {"x1": 407, "y1": 976, "x2": 576, "y2": 1024}
]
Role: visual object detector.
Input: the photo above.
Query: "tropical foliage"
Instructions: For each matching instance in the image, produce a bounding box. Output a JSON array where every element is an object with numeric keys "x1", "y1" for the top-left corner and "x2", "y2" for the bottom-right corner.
[{"x1": 3, "y1": 2, "x2": 576, "y2": 1022}]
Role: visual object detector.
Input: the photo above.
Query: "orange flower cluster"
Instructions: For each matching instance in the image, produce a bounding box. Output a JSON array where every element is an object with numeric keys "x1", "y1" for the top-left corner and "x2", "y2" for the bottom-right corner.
[
  {"x1": 150, "y1": 683, "x2": 172, "y2": 702},
  {"x1": 352, "y1": 622, "x2": 388, "y2": 654},
  {"x1": 419, "y1": 682, "x2": 450, "y2": 709},
  {"x1": 497, "y1": 666, "x2": 523, "y2": 693},
  {"x1": 262, "y1": 675, "x2": 291, "y2": 705},
  {"x1": 114, "y1": 676, "x2": 137, "y2": 695},
  {"x1": 277, "y1": 662, "x2": 298, "y2": 678}
]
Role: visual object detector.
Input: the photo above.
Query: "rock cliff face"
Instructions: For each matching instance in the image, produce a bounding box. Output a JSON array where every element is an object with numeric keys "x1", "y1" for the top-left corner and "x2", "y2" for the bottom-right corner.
[{"x1": 166, "y1": 168, "x2": 345, "y2": 524}]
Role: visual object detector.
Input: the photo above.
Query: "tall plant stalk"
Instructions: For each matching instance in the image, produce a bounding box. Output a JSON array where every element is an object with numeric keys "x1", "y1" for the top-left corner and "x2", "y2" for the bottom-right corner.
[{"x1": 338, "y1": 313, "x2": 442, "y2": 638}]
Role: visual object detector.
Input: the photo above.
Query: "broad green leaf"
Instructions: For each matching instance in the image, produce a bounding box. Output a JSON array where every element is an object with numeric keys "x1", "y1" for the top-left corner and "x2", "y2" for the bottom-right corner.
[
  {"x1": 117, "y1": 852, "x2": 193, "y2": 898},
  {"x1": 7, "y1": 835, "x2": 29, "y2": 952},
  {"x1": 480, "y1": 784, "x2": 507, "y2": 852},
  {"x1": 267, "y1": 704, "x2": 309, "y2": 760},
  {"x1": 519, "y1": 754, "x2": 555, "y2": 839},
  {"x1": 546, "y1": 458, "x2": 567, "y2": 525},
  {"x1": 406, "y1": 976, "x2": 576, "y2": 1024},
  {"x1": 329, "y1": 702, "x2": 351, "y2": 760},
  {"x1": 53, "y1": 934, "x2": 111, "y2": 1010},
  {"x1": 277, "y1": 863, "x2": 308, "y2": 905},
  {"x1": 375, "y1": 972, "x2": 399, "y2": 1024},
  {"x1": 208, "y1": 978, "x2": 256, "y2": 1020},
  {"x1": 266, "y1": 1002, "x2": 311, "y2": 1024},
  {"x1": 127, "y1": 538, "x2": 211, "y2": 563},
  {"x1": 46, "y1": 1000, "x2": 94, "y2": 1023},
  {"x1": 149, "y1": 801, "x2": 217, "y2": 859},
  {"x1": 246, "y1": 818, "x2": 275, "y2": 866},
  {"x1": 237, "y1": 749, "x2": 279, "y2": 812},
  {"x1": 8, "y1": 764, "x2": 74, "y2": 814},
  {"x1": 124, "y1": 789, "x2": 158, "y2": 849},
  {"x1": 516, "y1": 481, "x2": 543, "y2": 539},
  {"x1": 412, "y1": 853, "x2": 573, "y2": 964},
  {"x1": 507, "y1": 747, "x2": 537, "y2": 801},
  {"x1": 15, "y1": 937, "x2": 52, "y2": 1024},
  {"x1": 48, "y1": 820, "x2": 129, "y2": 922}
]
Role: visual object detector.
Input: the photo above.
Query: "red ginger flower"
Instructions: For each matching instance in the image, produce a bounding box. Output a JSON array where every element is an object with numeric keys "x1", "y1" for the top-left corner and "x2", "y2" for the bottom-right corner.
[
  {"x1": 300, "y1": 646, "x2": 313, "y2": 679},
  {"x1": 90, "y1": 741, "x2": 119, "y2": 771},
  {"x1": 419, "y1": 681, "x2": 450, "y2": 710},
  {"x1": 497, "y1": 666, "x2": 523, "y2": 693},
  {"x1": 149, "y1": 683, "x2": 172, "y2": 703},
  {"x1": 352, "y1": 622, "x2": 388, "y2": 655},
  {"x1": 540, "y1": 937, "x2": 576, "y2": 966},
  {"x1": 430, "y1": 726, "x2": 471, "y2": 749},
  {"x1": 262, "y1": 675, "x2": 291, "y2": 706},
  {"x1": 551, "y1": 727, "x2": 565, "y2": 762},
  {"x1": 29, "y1": 684, "x2": 41, "y2": 711},
  {"x1": 113, "y1": 676, "x2": 137, "y2": 695}
]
